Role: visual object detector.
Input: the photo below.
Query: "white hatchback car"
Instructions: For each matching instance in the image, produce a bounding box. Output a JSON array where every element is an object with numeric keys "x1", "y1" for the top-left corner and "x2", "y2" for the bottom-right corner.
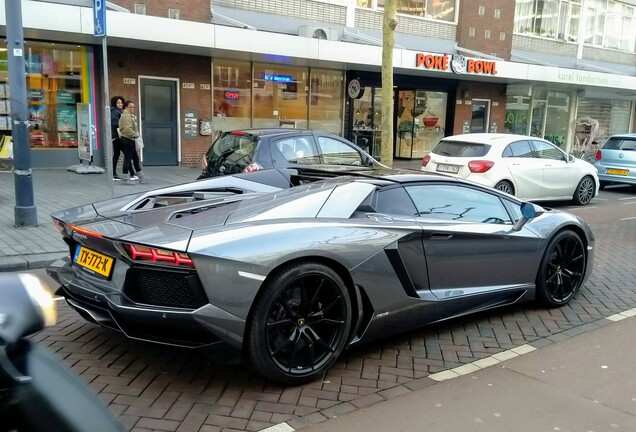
[{"x1": 421, "y1": 133, "x2": 599, "y2": 205}]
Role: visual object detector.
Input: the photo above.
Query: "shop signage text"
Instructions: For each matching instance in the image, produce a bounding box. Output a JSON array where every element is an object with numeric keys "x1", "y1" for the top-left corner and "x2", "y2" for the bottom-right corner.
[
  {"x1": 557, "y1": 70, "x2": 609, "y2": 86},
  {"x1": 416, "y1": 53, "x2": 498, "y2": 75},
  {"x1": 264, "y1": 74, "x2": 293, "y2": 83},
  {"x1": 224, "y1": 90, "x2": 240, "y2": 100}
]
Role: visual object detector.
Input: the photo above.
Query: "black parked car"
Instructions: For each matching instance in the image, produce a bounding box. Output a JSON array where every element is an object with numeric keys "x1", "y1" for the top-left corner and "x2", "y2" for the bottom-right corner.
[{"x1": 198, "y1": 128, "x2": 381, "y2": 179}]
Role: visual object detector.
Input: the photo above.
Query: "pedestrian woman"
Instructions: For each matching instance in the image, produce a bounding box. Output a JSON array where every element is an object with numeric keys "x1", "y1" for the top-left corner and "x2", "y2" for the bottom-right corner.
[
  {"x1": 118, "y1": 100, "x2": 146, "y2": 183},
  {"x1": 110, "y1": 96, "x2": 135, "y2": 180}
]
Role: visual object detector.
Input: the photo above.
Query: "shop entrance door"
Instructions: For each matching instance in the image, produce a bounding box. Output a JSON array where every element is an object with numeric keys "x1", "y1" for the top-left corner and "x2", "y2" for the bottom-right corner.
[
  {"x1": 139, "y1": 78, "x2": 178, "y2": 165},
  {"x1": 470, "y1": 99, "x2": 491, "y2": 133}
]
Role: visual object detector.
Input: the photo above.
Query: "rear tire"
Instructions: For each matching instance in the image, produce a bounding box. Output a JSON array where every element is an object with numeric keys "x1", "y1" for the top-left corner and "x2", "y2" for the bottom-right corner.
[
  {"x1": 246, "y1": 262, "x2": 352, "y2": 385},
  {"x1": 494, "y1": 180, "x2": 514, "y2": 195},
  {"x1": 572, "y1": 176, "x2": 595, "y2": 205},
  {"x1": 536, "y1": 230, "x2": 585, "y2": 308}
]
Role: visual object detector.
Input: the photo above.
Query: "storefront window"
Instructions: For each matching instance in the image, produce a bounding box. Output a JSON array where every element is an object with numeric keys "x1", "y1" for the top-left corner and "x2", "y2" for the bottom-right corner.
[
  {"x1": 212, "y1": 60, "x2": 251, "y2": 133},
  {"x1": 396, "y1": 90, "x2": 446, "y2": 159},
  {"x1": 577, "y1": 97, "x2": 633, "y2": 145},
  {"x1": 253, "y1": 64, "x2": 308, "y2": 129},
  {"x1": 2, "y1": 42, "x2": 91, "y2": 149},
  {"x1": 544, "y1": 91, "x2": 570, "y2": 149},
  {"x1": 309, "y1": 69, "x2": 344, "y2": 134},
  {"x1": 352, "y1": 87, "x2": 381, "y2": 157},
  {"x1": 504, "y1": 95, "x2": 531, "y2": 135}
]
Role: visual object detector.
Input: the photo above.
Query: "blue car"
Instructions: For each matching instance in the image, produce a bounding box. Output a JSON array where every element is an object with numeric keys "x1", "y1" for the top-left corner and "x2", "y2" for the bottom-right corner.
[{"x1": 593, "y1": 134, "x2": 636, "y2": 189}]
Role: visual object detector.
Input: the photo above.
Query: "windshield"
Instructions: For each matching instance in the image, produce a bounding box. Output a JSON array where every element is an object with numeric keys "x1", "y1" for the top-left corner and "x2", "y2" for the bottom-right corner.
[
  {"x1": 432, "y1": 140, "x2": 490, "y2": 157},
  {"x1": 206, "y1": 133, "x2": 258, "y2": 174}
]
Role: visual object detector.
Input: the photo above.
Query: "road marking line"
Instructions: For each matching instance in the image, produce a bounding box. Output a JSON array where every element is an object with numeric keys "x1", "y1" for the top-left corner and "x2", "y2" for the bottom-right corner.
[
  {"x1": 259, "y1": 423, "x2": 296, "y2": 432},
  {"x1": 607, "y1": 308, "x2": 636, "y2": 321},
  {"x1": 620, "y1": 217, "x2": 636, "y2": 221},
  {"x1": 618, "y1": 197, "x2": 636, "y2": 201},
  {"x1": 621, "y1": 202, "x2": 636, "y2": 205}
]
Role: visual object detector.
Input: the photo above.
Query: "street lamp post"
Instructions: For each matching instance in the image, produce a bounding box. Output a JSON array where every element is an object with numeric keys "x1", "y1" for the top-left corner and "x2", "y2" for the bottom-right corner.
[{"x1": 6, "y1": 0, "x2": 38, "y2": 227}]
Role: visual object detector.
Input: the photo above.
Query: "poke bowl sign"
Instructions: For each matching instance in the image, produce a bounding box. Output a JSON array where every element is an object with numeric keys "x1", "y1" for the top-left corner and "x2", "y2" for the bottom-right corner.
[{"x1": 416, "y1": 53, "x2": 498, "y2": 76}]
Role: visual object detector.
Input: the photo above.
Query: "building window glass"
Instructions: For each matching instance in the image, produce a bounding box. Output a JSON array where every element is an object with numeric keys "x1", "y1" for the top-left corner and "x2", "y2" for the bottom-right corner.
[
  {"x1": 375, "y1": 0, "x2": 457, "y2": 23},
  {"x1": 253, "y1": 64, "x2": 308, "y2": 129},
  {"x1": 1, "y1": 42, "x2": 92, "y2": 149},
  {"x1": 309, "y1": 69, "x2": 344, "y2": 135},
  {"x1": 514, "y1": 0, "x2": 582, "y2": 43},
  {"x1": 213, "y1": 60, "x2": 251, "y2": 133},
  {"x1": 515, "y1": 0, "x2": 636, "y2": 51}
]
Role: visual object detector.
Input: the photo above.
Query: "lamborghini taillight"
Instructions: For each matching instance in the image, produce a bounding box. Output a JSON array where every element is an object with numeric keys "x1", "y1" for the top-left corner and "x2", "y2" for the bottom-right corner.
[{"x1": 123, "y1": 244, "x2": 194, "y2": 268}]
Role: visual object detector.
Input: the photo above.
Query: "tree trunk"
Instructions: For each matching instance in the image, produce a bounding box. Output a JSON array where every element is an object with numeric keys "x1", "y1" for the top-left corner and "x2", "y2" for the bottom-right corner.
[{"x1": 381, "y1": 0, "x2": 397, "y2": 168}]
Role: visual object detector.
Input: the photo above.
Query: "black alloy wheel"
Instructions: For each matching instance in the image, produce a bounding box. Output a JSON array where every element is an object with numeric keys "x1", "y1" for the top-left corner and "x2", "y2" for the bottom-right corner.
[
  {"x1": 573, "y1": 176, "x2": 595, "y2": 205},
  {"x1": 536, "y1": 230, "x2": 585, "y2": 307},
  {"x1": 247, "y1": 262, "x2": 352, "y2": 385}
]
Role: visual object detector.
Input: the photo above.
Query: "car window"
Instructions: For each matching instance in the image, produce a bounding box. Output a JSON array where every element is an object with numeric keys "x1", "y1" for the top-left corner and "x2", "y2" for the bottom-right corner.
[
  {"x1": 502, "y1": 140, "x2": 534, "y2": 158},
  {"x1": 531, "y1": 140, "x2": 565, "y2": 161},
  {"x1": 317, "y1": 137, "x2": 363, "y2": 165},
  {"x1": 375, "y1": 186, "x2": 417, "y2": 215},
  {"x1": 602, "y1": 137, "x2": 636, "y2": 151},
  {"x1": 405, "y1": 184, "x2": 512, "y2": 224},
  {"x1": 206, "y1": 133, "x2": 257, "y2": 173},
  {"x1": 274, "y1": 137, "x2": 320, "y2": 165},
  {"x1": 431, "y1": 140, "x2": 490, "y2": 157}
]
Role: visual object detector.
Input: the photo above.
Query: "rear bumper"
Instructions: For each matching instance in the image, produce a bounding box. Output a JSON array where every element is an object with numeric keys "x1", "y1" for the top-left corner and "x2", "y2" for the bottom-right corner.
[
  {"x1": 596, "y1": 172, "x2": 636, "y2": 186},
  {"x1": 47, "y1": 258, "x2": 244, "y2": 363}
]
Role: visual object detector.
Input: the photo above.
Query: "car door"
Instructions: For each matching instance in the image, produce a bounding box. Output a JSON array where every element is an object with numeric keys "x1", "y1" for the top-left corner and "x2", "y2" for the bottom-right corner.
[
  {"x1": 501, "y1": 140, "x2": 544, "y2": 199},
  {"x1": 404, "y1": 183, "x2": 541, "y2": 298},
  {"x1": 531, "y1": 140, "x2": 577, "y2": 198},
  {"x1": 315, "y1": 135, "x2": 365, "y2": 166}
]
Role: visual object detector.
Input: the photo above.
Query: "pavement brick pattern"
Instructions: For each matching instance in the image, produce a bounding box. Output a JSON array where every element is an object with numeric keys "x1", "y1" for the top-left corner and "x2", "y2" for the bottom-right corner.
[
  {"x1": 31, "y1": 217, "x2": 635, "y2": 432},
  {"x1": 0, "y1": 167, "x2": 201, "y2": 268}
]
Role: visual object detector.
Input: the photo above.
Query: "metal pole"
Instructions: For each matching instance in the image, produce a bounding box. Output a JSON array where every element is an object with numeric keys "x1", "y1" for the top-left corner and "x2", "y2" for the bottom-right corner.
[
  {"x1": 102, "y1": 37, "x2": 114, "y2": 196},
  {"x1": 6, "y1": 0, "x2": 37, "y2": 227}
]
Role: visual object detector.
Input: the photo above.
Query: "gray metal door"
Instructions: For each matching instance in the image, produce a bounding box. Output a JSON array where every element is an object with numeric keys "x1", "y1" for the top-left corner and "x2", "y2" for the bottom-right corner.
[{"x1": 140, "y1": 78, "x2": 178, "y2": 165}]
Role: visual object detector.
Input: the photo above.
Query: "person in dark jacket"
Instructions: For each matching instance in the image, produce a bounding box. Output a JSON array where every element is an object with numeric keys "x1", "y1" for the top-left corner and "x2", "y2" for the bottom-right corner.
[{"x1": 110, "y1": 96, "x2": 135, "y2": 180}]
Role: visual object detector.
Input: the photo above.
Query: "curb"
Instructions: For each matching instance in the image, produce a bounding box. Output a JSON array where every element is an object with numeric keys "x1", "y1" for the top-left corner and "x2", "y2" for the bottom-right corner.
[{"x1": 0, "y1": 252, "x2": 67, "y2": 272}]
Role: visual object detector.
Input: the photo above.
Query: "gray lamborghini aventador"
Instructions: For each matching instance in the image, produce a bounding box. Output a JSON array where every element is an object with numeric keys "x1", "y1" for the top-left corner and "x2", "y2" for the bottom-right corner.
[{"x1": 47, "y1": 168, "x2": 595, "y2": 384}]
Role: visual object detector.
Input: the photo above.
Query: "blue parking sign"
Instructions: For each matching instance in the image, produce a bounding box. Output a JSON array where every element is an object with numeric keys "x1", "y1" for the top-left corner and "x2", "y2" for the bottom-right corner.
[{"x1": 93, "y1": 0, "x2": 106, "y2": 37}]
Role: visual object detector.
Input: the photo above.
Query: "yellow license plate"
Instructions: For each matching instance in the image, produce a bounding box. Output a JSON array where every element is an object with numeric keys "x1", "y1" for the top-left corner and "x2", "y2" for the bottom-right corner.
[
  {"x1": 73, "y1": 246, "x2": 114, "y2": 278},
  {"x1": 607, "y1": 168, "x2": 629, "y2": 176}
]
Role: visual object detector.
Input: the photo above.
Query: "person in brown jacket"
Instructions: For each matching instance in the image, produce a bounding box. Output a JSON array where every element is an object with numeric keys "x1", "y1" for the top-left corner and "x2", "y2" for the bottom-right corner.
[{"x1": 117, "y1": 100, "x2": 146, "y2": 184}]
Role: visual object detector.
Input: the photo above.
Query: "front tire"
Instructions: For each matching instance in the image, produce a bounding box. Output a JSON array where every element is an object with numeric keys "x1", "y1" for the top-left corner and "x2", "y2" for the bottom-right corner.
[
  {"x1": 536, "y1": 230, "x2": 585, "y2": 308},
  {"x1": 246, "y1": 262, "x2": 352, "y2": 385},
  {"x1": 572, "y1": 176, "x2": 595, "y2": 205}
]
